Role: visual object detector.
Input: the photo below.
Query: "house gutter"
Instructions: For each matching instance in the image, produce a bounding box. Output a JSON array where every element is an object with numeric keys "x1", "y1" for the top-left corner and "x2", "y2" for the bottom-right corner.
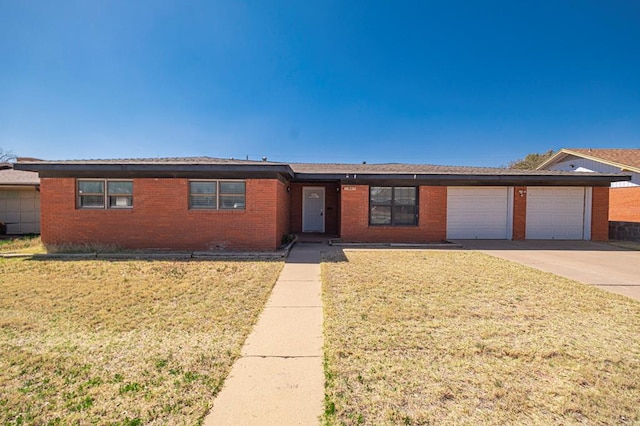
[{"x1": 14, "y1": 163, "x2": 296, "y2": 180}]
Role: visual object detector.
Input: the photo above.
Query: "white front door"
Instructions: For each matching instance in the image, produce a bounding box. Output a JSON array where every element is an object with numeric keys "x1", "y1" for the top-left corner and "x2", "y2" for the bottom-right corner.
[{"x1": 302, "y1": 187, "x2": 325, "y2": 232}]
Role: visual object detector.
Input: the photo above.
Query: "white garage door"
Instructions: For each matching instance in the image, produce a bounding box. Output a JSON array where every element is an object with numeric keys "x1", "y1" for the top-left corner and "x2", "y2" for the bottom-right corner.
[
  {"x1": 447, "y1": 187, "x2": 512, "y2": 239},
  {"x1": 0, "y1": 189, "x2": 41, "y2": 234},
  {"x1": 526, "y1": 187, "x2": 586, "y2": 240}
]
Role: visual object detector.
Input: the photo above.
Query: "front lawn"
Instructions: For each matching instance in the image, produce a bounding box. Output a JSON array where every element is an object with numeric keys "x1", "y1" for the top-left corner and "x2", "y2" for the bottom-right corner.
[
  {"x1": 322, "y1": 250, "x2": 640, "y2": 425},
  {"x1": 0, "y1": 258, "x2": 283, "y2": 424},
  {"x1": 0, "y1": 235, "x2": 43, "y2": 254}
]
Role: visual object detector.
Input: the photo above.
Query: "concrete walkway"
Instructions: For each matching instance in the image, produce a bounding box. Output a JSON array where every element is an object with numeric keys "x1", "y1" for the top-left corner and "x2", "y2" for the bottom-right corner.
[{"x1": 204, "y1": 243, "x2": 324, "y2": 425}]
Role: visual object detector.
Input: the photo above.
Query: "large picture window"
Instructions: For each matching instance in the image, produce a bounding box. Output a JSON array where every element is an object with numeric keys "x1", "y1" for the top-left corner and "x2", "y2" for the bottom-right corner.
[
  {"x1": 77, "y1": 179, "x2": 133, "y2": 209},
  {"x1": 189, "y1": 180, "x2": 245, "y2": 210},
  {"x1": 369, "y1": 186, "x2": 417, "y2": 226}
]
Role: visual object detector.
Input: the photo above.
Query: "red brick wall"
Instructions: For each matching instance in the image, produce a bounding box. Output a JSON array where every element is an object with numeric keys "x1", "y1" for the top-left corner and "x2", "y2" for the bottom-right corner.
[
  {"x1": 591, "y1": 186, "x2": 610, "y2": 241},
  {"x1": 289, "y1": 182, "x2": 340, "y2": 234},
  {"x1": 340, "y1": 185, "x2": 447, "y2": 243},
  {"x1": 609, "y1": 186, "x2": 640, "y2": 222},
  {"x1": 512, "y1": 186, "x2": 527, "y2": 240},
  {"x1": 40, "y1": 177, "x2": 285, "y2": 250},
  {"x1": 276, "y1": 179, "x2": 291, "y2": 246}
]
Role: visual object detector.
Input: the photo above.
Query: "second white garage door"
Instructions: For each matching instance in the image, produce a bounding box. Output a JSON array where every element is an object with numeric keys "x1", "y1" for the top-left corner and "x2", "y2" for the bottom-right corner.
[
  {"x1": 526, "y1": 187, "x2": 588, "y2": 240},
  {"x1": 447, "y1": 187, "x2": 512, "y2": 239}
]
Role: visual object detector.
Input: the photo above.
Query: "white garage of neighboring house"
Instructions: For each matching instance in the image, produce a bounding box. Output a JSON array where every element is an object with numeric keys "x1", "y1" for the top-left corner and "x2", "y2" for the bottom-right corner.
[
  {"x1": 0, "y1": 163, "x2": 41, "y2": 235},
  {"x1": 447, "y1": 185, "x2": 593, "y2": 240}
]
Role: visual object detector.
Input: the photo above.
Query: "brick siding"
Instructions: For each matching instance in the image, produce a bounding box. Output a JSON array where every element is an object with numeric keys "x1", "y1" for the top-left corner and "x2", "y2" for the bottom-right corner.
[
  {"x1": 340, "y1": 185, "x2": 447, "y2": 243},
  {"x1": 276, "y1": 179, "x2": 291, "y2": 245},
  {"x1": 39, "y1": 177, "x2": 614, "y2": 248},
  {"x1": 512, "y1": 186, "x2": 527, "y2": 240},
  {"x1": 40, "y1": 177, "x2": 285, "y2": 250},
  {"x1": 590, "y1": 186, "x2": 610, "y2": 241},
  {"x1": 609, "y1": 186, "x2": 640, "y2": 222}
]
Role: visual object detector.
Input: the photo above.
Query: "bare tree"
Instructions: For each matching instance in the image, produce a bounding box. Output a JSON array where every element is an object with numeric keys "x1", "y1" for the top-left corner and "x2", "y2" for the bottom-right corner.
[
  {"x1": 0, "y1": 147, "x2": 16, "y2": 163},
  {"x1": 508, "y1": 149, "x2": 555, "y2": 170}
]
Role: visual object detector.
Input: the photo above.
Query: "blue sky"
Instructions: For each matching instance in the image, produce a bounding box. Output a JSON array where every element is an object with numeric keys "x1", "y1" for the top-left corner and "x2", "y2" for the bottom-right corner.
[{"x1": 1, "y1": 1, "x2": 639, "y2": 166}]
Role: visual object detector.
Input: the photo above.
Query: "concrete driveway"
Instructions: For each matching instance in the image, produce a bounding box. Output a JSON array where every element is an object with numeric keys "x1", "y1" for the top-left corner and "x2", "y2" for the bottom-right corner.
[{"x1": 455, "y1": 240, "x2": 640, "y2": 302}]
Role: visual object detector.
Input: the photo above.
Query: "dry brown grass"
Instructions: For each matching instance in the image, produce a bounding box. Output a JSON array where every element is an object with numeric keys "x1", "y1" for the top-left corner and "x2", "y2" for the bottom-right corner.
[
  {"x1": 0, "y1": 258, "x2": 282, "y2": 424},
  {"x1": 0, "y1": 235, "x2": 44, "y2": 254},
  {"x1": 322, "y1": 250, "x2": 640, "y2": 425}
]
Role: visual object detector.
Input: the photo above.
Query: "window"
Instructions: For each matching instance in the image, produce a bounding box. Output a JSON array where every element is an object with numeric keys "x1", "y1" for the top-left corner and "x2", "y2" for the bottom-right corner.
[
  {"x1": 189, "y1": 180, "x2": 245, "y2": 210},
  {"x1": 108, "y1": 181, "x2": 133, "y2": 208},
  {"x1": 77, "y1": 179, "x2": 133, "y2": 209},
  {"x1": 190, "y1": 181, "x2": 217, "y2": 209},
  {"x1": 370, "y1": 186, "x2": 417, "y2": 226}
]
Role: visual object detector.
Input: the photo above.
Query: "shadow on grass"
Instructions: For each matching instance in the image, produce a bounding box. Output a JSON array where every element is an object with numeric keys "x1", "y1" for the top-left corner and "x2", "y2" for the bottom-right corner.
[
  {"x1": 25, "y1": 256, "x2": 285, "y2": 264},
  {"x1": 321, "y1": 248, "x2": 349, "y2": 263}
]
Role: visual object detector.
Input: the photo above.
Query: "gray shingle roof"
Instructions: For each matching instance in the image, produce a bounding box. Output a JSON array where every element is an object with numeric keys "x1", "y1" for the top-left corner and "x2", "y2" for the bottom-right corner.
[
  {"x1": 289, "y1": 162, "x2": 605, "y2": 176},
  {"x1": 0, "y1": 165, "x2": 40, "y2": 185},
  {"x1": 17, "y1": 156, "x2": 288, "y2": 166}
]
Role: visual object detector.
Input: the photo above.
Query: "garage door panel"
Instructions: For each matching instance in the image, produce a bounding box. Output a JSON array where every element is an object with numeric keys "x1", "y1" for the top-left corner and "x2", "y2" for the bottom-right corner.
[
  {"x1": 526, "y1": 187, "x2": 585, "y2": 240},
  {"x1": 447, "y1": 187, "x2": 510, "y2": 239},
  {"x1": 0, "y1": 189, "x2": 41, "y2": 235}
]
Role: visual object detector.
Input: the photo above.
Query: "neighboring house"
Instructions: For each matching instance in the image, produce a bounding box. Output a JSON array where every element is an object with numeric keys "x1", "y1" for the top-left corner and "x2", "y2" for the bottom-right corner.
[
  {"x1": 14, "y1": 157, "x2": 630, "y2": 250},
  {"x1": 0, "y1": 163, "x2": 41, "y2": 234},
  {"x1": 537, "y1": 148, "x2": 640, "y2": 223}
]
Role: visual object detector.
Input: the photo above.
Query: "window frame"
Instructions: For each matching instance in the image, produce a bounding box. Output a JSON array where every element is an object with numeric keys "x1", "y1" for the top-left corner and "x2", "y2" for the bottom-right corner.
[
  {"x1": 189, "y1": 179, "x2": 246, "y2": 211},
  {"x1": 369, "y1": 186, "x2": 418, "y2": 226},
  {"x1": 77, "y1": 179, "x2": 133, "y2": 210},
  {"x1": 189, "y1": 180, "x2": 218, "y2": 210},
  {"x1": 107, "y1": 180, "x2": 134, "y2": 209}
]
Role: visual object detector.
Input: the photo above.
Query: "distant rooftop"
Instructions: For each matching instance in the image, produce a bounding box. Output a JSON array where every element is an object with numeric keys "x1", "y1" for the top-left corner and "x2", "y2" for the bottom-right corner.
[
  {"x1": 0, "y1": 163, "x2": 40, "y2": 186},
  {"x1": 537, "y1": 148, "x2": 640, "y2": 172}
]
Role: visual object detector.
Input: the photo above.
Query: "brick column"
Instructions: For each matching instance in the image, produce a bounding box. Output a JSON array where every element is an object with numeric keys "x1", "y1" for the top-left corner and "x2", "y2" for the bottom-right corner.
[
  {"x1": 512, "y1": 186, "x2": 527, "y2": 240},
  {"x1": 591, "y1": 187, "x2": 610, "y2": 241}
]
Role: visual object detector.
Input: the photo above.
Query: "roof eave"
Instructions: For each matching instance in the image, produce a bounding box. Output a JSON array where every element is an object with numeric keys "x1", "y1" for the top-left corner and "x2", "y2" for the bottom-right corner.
[
  {"x1": 0, "y1": 183, "x2": 40, "y2": 187},
  {"x1": 535, "y1": 149, "x2": 568, "y2": 170},
  {"x1": 537, "y1": 149, "x2": 640, "y2": 174},
  {"x1": 14, "y1": 162, "x2": 296, "y2": 178}
]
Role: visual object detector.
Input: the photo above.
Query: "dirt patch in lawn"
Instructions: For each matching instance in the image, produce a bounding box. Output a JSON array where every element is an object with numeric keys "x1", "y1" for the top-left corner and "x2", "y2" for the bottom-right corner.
[
  {"x1": 0, "y1": 258, "x2": 283, "y2": 424},
  {"x1": 322, "y1": 250, "x2": 640, "y2": 425}
]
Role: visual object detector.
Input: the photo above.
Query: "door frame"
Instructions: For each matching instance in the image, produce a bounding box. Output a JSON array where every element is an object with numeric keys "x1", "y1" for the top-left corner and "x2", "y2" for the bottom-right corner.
[{"x1": 302, "y1": 186, "x2": 325, "y2": 233}]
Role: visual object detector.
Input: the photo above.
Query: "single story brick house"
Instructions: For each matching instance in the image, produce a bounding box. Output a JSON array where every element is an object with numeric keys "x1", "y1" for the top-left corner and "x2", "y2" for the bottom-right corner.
[
  {"x1": 14, "y1": 157, "x2": 630, "y2": 250},
  {"x1": 0, "y1": 163, "x2": 40, "y2": 234},
  {"x1": 537, "y1": 148, "x2": 640, "y2": 222}
]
